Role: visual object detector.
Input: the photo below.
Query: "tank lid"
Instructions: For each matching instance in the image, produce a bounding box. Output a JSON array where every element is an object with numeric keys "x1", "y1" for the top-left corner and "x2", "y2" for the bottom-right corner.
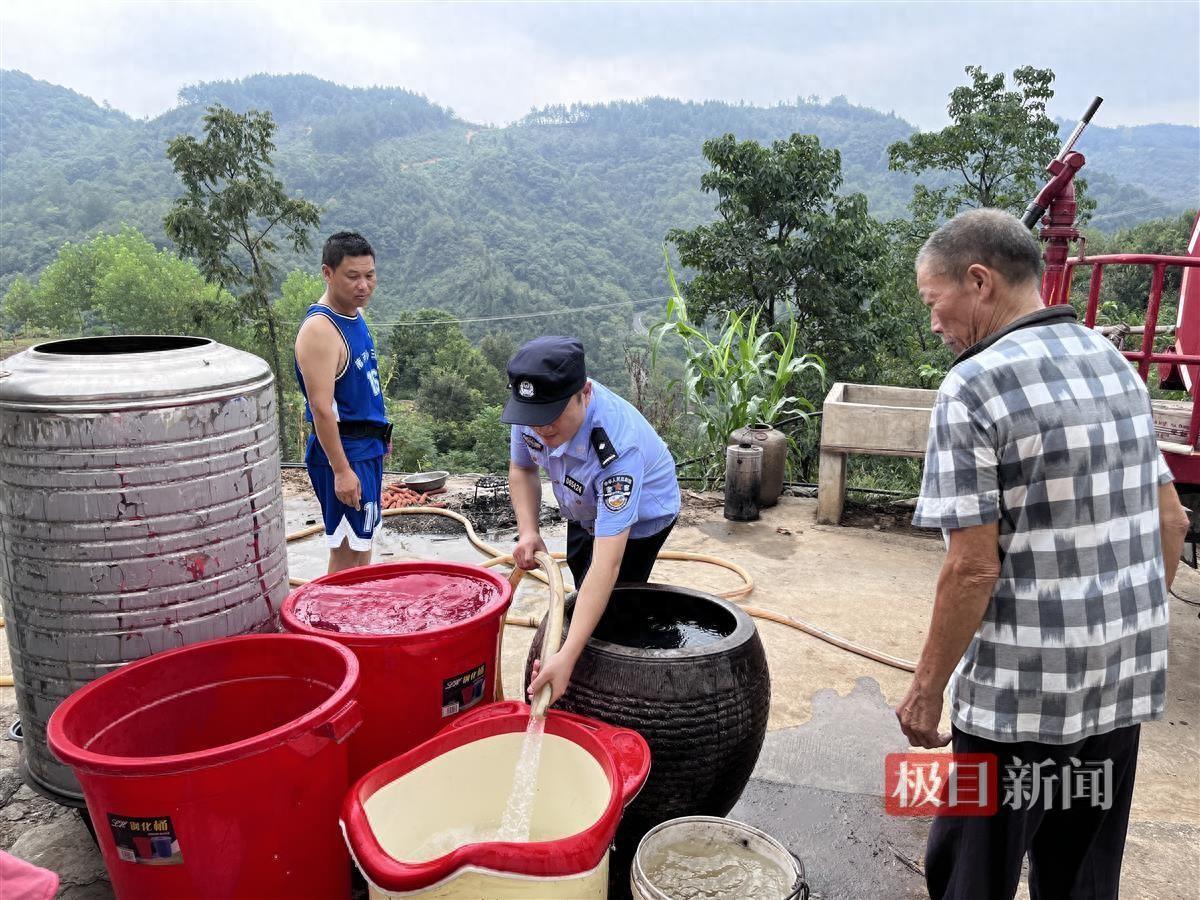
[{"x1": 0, "y1": 336, "x2": 273, "y2": 411}]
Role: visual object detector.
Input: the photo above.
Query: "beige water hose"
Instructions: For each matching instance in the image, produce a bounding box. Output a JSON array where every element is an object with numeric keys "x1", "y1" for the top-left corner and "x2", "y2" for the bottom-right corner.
[
  {"x1": 0, "y1": 503, "x2": 914, "y2": 694},
  {"x1": 285, "y1": 506, "x2": 755, "y2": 601},
  {"x1": 502, "y1": 551, "x2": 565, "y2": 718},
  {"x1": 283, "y1": 505, "x2": 916, "y2": 673}
]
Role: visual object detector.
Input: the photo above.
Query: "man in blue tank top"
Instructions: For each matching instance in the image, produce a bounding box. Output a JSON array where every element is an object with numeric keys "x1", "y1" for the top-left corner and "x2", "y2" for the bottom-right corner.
[
  {"x1": 506, "y1": 337, "x2": 680, "y2": 706},
  {"x1": 294, "y1": 232, "x2": 392, "y2": 574}
]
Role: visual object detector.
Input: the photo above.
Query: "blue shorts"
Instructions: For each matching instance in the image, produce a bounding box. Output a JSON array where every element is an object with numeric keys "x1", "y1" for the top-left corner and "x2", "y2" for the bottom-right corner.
[{"x1": 307, "y1": 456, "x2": 384, "y2": 551}]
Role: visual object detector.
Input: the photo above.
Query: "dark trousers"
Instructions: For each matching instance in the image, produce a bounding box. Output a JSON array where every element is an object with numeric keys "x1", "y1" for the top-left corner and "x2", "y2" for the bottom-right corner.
[
  {"x1": 926, "y1": 724, "x2": 1141, "y2": 900},
  {"x1": 565, "y1": 518, "x2": 675, "y2": 588}
]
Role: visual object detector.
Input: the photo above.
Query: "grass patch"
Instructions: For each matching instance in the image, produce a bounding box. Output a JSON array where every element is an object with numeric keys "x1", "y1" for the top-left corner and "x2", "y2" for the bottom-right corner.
[{"x1": 845, "y1": 456, "x2": 923, "y2": 500}]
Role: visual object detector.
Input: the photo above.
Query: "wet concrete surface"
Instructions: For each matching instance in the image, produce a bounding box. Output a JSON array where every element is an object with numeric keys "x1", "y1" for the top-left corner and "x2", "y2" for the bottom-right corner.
[
  {"x1": 732, "y1": 780, "x2": 928, "y2": 900},
  {"x1": 729, "y1": 678, "x2": 931, "y2": 899},
  {"x1": 285, "y1": 490, "x2": 569, "y2": 584}
]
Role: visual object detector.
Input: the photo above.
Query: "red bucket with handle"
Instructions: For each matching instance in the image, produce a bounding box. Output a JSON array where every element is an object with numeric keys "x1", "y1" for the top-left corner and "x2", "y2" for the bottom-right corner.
[
  {"x1": 342, "y1": 700, "x2": 650, "y2": 898},
  {"x1": 47, "y1": 634, "x2": 361, "y2": 899}
]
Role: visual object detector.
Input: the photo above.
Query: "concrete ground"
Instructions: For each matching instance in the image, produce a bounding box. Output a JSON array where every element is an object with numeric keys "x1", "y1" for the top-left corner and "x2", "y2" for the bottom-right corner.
[{"x1": 2, "y1": 478, "x2": 1197, "y2": 899}]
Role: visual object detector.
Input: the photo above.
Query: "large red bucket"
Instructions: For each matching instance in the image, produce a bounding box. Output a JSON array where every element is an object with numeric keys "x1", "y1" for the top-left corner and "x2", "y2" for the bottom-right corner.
[
  {"x1": 281, "y1": 562, "x2": 513, "y2": 780},
  {"x1": 47, "y1": 634, "x2": 361, "y2": 899}
]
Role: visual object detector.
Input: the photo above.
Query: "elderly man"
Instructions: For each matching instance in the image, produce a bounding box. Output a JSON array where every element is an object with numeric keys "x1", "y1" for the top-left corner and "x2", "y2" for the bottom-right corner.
[{"x1": 897, "y1": 209, "x2": 1189, "y2": 900}]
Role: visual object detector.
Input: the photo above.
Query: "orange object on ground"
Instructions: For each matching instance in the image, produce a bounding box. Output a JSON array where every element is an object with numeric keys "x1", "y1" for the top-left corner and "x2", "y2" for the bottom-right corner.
[{"x1": 381, "y1": 483, "x2": 448, "y2": 509}]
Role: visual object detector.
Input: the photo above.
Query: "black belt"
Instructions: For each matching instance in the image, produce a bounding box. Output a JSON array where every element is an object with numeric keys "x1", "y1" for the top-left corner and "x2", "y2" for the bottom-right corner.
[{"x1": 333, "y1": 420, "x2": 393, "y2": 443}]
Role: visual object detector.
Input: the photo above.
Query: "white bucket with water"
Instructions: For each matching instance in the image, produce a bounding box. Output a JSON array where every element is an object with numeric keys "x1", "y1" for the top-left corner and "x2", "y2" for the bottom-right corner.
[{"x1": 631, "y1": 816, "x2": 808, "y2": 900}]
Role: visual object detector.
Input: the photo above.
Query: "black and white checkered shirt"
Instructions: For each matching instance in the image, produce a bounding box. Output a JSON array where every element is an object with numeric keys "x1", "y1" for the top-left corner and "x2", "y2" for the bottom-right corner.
[{"x1": 914, "y1": 308, "x2": 1171, "y2": 745}]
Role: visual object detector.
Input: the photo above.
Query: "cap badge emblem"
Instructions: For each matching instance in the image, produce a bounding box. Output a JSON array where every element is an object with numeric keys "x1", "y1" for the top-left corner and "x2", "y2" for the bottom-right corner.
[{"x1": 518, "y1": 380, "x2": 535, "y2": 399}]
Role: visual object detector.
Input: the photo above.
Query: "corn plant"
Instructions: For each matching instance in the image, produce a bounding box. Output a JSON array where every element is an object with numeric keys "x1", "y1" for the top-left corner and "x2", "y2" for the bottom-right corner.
[{"x1": 651, "y1": 250, "x2": 826, "y2": 484}]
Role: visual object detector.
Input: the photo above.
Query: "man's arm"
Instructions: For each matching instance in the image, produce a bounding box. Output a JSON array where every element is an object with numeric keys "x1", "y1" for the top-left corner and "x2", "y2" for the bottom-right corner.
[
  {"x1": 1160, "y1": 481, "x2": 1190, "y2": 591},
  {"x1": 509, "y1": 460, "x2": 546, "y2": 570},
  {"x1": 896, "y1": 521, "x2": 1001, "y2": 748},
  {"x1": 295, "y1": 318, "x2": 359, "y2": 508},
  {"x1": 528, "y1": 450, "x2": 648, "y2": 702},
  {"x1": 528, "y1": 528, "x2": 630, "y2": 705}
]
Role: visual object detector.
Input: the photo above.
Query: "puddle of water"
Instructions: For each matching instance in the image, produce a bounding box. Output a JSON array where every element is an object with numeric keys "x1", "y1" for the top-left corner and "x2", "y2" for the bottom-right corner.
[{"x1": 285, "y1": 493, "x2": 566, "y2": 584}]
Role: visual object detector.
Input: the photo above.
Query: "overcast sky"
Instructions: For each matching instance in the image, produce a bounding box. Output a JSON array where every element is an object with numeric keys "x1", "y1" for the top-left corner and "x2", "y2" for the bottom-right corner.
[{"x1": 2, "y1": 1, "x2": 1197, "y2": 128}]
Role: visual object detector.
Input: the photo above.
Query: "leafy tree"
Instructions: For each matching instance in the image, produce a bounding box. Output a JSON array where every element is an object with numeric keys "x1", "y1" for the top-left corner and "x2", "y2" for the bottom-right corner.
[
  {"x1": 667, "y1": 132, "x2": 886, "y2": 381},
  {"x1": 274, "y1": 269, "x2": 324, "y2": 375},
  {"x1": 869, "y1": 209, "x2": 955, "y2": 389},
  {"x1": 453, "y1": 405, "x2": 510, "y2": 474},
  {"x1": 887, "y1": 65, "x2": 1090, "y2": 221},
  {"x1": 382, "y1": 308, "x2": 506, "y2": 405},
  {"x1": 874, "y1": 66, "x2": 1094, "y2": 394},
  {"x1": 163, "y1": 104, "x2": 321, "y2": 444},
  {"x1": 1075, "y1": 210, "x2": 1198, "y2": 348},
  {"x1": 3, "y1": 239, "x2": 100, "y2": 333},
  {"x1": 384, "y1": 402, "x2": 440, "y2": 472},
  {"x1": 383, "y1": 309, "x2": 473, "y2": 395},
  {"x1": 1, "y1": 276, "x2": 37, "y2": 333},
  {"x1": 479, "y1": 331, "x2": 517, "y2": 376},
  {"x1": 417, "y1": 366, "x2": 485, "y2": 441},
  {"x1": 1, "y1": 229, "x2": 241, "y2": 342},
  {"x1": 1082, "y1": 210, "x2": 1197, "y2": 315},
  {"x1": 433, "y1": 341, "x2": 506, "y2": 400}
]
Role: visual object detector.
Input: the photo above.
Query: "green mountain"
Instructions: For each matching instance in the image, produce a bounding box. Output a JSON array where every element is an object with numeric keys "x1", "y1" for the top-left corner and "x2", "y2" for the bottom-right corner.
[{"x1": 2, "y1": 70, "x2": 1196, "y2": 326}]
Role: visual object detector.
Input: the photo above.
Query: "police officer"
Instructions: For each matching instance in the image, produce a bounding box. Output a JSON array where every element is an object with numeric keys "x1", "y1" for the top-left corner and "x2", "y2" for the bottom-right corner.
[
  {"x1": 505, "y1": 336, "x2": 680, "y2": 705},
  {"x1": 294, "y1": 231, "x2": 392, "y2": 575}
]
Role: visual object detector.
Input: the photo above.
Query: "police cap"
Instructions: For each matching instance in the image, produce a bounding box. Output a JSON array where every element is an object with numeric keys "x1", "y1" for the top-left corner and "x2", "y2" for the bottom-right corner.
[{"x1": 501, "y1": 336, "x2": 587, "y2": 426}]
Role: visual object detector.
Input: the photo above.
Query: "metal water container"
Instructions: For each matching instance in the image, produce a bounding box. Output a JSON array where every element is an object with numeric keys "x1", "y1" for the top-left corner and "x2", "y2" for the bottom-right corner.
[
  {"x1": 0, "y1": 336, "x2": 287, "y2": 804},
  {"x1": 728, "y1": 423, "x2": 788, "y2": 508},
  {"x1": 724, "y1": 443, "x2": 762, "y2": 522}
]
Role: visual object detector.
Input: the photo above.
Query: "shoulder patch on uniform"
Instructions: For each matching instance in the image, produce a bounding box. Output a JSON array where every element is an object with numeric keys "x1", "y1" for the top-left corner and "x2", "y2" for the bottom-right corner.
[
  {"x1": 563, "y1": 475, "x2": 585, "y2": 495},
  {"x1": 522, "y1": 433, "x2": 544, "y2": 453},
  {"x1": 601, "y1": 474, "x2": 634, "y2": 512},
  {"x1": 590, "y1": 427, "x2": 620, "y2": 469}
]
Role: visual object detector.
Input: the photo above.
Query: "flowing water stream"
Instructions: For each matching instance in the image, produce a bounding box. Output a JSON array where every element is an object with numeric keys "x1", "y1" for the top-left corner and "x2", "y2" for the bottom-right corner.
[
  {"x1": 496, "y1": 714, "x2": 546, "y2": 842},
  {"x1": 407, "y1": 715, "x2": 546, "y2": 859}
]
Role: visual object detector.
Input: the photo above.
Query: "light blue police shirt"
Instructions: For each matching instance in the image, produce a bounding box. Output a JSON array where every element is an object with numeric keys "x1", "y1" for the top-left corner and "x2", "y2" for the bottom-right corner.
[{"x1": 509, "y1": 380, "x2": 680, "y2": 538}]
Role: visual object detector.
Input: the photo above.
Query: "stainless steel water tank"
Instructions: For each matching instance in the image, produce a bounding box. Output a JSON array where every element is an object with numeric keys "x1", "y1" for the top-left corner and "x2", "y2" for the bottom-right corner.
[{"x1": 0, "y1": 335, "x2": 287, "y2": 803}]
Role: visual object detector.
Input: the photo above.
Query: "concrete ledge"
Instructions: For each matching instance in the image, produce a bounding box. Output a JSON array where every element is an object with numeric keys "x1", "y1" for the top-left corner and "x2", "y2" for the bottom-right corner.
[{"x1": 818, "y1": 383, "x2": 936, "y2": 525}]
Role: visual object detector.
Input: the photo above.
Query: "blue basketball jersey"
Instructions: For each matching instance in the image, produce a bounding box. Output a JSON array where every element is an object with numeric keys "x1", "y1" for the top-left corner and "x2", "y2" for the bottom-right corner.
[{"x1": 295, "y1": 304, "x2": 389, "y2": 463}]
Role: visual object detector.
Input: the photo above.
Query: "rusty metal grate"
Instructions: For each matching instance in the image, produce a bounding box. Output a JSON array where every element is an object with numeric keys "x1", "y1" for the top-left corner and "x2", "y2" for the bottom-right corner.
[{"x1": 473, "y1": 475, "x2": 509, "y2": 505}]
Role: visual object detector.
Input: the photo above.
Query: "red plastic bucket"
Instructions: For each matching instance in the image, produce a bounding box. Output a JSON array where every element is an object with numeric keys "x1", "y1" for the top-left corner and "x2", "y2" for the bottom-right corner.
[
  {"x1": 47, "y1": 634, "x2": 361, "y2": 900},
  {"x1": 281, "y1": 562, "x2": 512, "y2": 780},
  {"x1": 342, "y1": 700, "x2": 650, "y2": 896}
]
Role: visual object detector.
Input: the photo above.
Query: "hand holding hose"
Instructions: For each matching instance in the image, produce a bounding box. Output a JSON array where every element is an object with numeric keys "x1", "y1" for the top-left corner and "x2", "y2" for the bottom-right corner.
[
  {"x1": 512, "y1": 531, "x2": 547, "y2": 571},
  {"x1": 507, "y1": 550, "x2": 565, "y2": 718},
  {"x1": 527, "y1": 650, "x2": 577, "y2": 709}
]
